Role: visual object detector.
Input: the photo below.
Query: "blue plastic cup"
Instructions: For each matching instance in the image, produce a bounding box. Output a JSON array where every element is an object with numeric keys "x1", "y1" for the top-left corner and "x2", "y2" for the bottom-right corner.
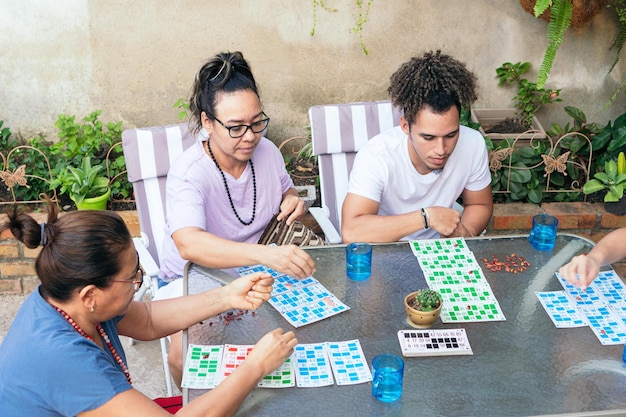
[
  {"x1": 346, "y1": 242, "x2": 372, "y2": 281},
  {"x1": 371, "y1": 353, "x2": 404, "y2": 402},
  {"x1": 528, "y1": 214, "x2": 558, "y2": 251}
]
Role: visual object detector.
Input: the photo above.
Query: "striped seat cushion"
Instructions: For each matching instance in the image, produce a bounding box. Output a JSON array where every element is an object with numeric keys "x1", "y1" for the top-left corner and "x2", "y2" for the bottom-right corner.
[
  {"x1": 308, "y1": 101, "x2": 402, "y2": 235},
  {"x1": 121, "y1": 123, "x2": 198, "y2": 263}
]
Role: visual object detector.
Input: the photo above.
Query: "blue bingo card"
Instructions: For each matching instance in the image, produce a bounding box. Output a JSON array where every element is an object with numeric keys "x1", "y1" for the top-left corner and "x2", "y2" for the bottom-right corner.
[
  {"x1": 293, "y1": 343, "x2": 334, "y2": 387},
  {"x1": 238, "y1": 264, "x2": 350, "y2": 328},
  {"x1": 325, "y1": 339, "x2": 372, "y2": 386},
  {"x1": 237, "y1": 264, "x2": 284, "y2": 278},
  {"x1": 535, "y1": 291, "x2": 587, "y2": 328},
  {"x1": 238, "y1": 264, "x2": 320, "y2": 296},
  {"x1": 269, "y1": 283, "x2": 349, "y2": 328},
  {"x1": 271, "y1": 274, "x2": 320, "y2": 297},
  {"x1": 536, "y1": 272, "x2": 626, "y2": 345},
  {"x1": 581, "y1": 305, "x2": 626, "y2": 345},
  {"x1": 589, "y1": 271, "x2": 626, "y2": 305}
]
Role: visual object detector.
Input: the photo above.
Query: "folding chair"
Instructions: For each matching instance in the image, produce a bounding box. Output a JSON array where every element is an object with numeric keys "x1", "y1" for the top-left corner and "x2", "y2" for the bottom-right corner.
[
  {"x1": 308, "y1": 100, "x2": 402, "y2": 244},
  {"x1": 122, "y1": 122, "x2": 197, "y2": 397}
]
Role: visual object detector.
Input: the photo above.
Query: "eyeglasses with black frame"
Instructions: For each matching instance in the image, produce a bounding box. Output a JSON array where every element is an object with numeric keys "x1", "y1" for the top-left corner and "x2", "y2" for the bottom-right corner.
[
  {"x1": 110, "y1": 253, "x2": 144, "y2": 293},
  {"x1": 209, "y1": 112, "x2": 270, "y2": 139}
]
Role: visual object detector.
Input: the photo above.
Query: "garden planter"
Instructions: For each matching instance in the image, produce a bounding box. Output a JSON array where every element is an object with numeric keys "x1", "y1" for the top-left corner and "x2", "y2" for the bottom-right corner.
[
  {"x1": 519, "y1": 0, "x2": 607, "y2": 28},
  {"x1": 71, "y1": 187, "x2": 111, "y2": 211},
  {"x1": 471, "y1": 108, "x2": 546, "y2": 143},
  {"x1": 605, "y1": 198, "x2": 626, "y2": 216}
]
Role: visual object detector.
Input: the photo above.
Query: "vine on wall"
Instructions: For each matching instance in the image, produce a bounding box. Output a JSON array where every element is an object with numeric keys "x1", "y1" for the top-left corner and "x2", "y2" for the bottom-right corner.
[{"x1": 311, "y1": 0, "x2": 375, "y2": 55}]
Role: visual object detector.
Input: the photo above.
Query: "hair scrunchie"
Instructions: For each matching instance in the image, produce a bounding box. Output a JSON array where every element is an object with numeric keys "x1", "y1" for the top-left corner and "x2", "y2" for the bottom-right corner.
[{"x1": 39, "y1": 222, "x2": 47, "y2": 247}]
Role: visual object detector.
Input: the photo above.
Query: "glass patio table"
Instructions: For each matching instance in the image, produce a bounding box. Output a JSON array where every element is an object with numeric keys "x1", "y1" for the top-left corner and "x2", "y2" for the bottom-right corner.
[{"x1": 181, "y1": 234, "x2": 626, "y2": 417}]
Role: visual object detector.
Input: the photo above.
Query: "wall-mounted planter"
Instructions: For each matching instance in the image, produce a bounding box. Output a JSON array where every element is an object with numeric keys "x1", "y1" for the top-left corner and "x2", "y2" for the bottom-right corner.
[{"x1": 471, "y1": 108, "x2": 546, "y2": 143}]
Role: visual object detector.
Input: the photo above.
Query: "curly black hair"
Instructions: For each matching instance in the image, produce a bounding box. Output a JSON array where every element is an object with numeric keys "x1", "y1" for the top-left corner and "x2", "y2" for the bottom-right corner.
[{"x1": 388, "y1": 50, "x2": 478, "y2": 125}]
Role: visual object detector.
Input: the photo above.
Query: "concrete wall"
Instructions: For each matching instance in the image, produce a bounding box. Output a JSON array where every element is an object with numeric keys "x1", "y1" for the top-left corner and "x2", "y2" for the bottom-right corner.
[{"x1": 2, "y1": 0, "x2": 625, "y2": 144}]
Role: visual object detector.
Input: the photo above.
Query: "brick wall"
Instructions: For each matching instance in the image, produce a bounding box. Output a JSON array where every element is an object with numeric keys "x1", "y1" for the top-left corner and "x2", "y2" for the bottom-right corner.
[
  {"x1": 0, "y1": 211, "x2": 141, "y2": 295},
  {"x1": 482, "y1": 202, "x2": 626, "y2": 278},
  {"x1": 2, "y1": 203, "x2": 626, "y2": 295}
]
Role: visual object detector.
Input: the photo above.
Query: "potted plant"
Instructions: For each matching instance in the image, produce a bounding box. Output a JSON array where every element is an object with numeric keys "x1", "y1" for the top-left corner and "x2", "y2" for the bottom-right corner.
[
  {"x1": 583, "y1": 152, "x2": 626, "y2": 214},
  {"x1": 53, "y1": 156, "x2": 111, "y2": 210},
  {"x1": 279, "y1": 134, "x2": 319, "y2": 209},
  {"x1": 50, "y1": 110, "x2": 131, "y2": 207},
  {"x1": 403, "y1": 289, "x2": 443, "y2": 329},
  {"x1": 471, "y1": 62, "x2": 561, "y2": 143}
]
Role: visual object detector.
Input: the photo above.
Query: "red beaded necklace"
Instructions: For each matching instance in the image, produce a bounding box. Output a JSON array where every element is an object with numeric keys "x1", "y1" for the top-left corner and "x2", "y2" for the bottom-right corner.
[{"x1": 49, "y1": 303, "x2": 132, "y2": 385}]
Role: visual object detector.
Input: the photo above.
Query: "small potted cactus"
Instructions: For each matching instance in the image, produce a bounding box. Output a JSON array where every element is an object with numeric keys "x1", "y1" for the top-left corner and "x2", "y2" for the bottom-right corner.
[{"x1": 403, "y1": 289, "x2": 443, "y2": 329}]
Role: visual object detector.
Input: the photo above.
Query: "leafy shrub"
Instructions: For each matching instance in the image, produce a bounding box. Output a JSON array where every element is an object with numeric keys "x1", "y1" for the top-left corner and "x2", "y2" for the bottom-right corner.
[
  {"x1": 0, "y1": 125, "x2": 56, "y2": 204},
  {"x1": 0, "y1": 121, "x2": 16, "y2": 149},
  {"x1": 49, "y1": 110, "x2": 131, "y2": 200},
  {"x1": 0, "y1": 112, "x2": 132, "y2": 209},
  {"x1": 472, "y1": 106, "x2": 623, "y2": 205}
]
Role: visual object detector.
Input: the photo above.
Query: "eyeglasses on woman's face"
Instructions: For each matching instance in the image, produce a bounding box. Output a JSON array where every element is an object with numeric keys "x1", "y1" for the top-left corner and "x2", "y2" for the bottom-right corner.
[
  {"x1": 209, "y1": 112, "x2": 270, "y2": 139},
  {"x1": 110, "y1": 253, "x2": 144, "y2": 293}
]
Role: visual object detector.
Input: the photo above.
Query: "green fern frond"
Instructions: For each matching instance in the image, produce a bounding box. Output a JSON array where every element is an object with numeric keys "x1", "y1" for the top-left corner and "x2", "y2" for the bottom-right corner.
[
  {"x1": 608, "y1": 1, "x2": 626, "y2": 73},
  {"x1": 533, "y1": 0, "x2": 553, "y2": 17},
  {"x1": 606, "y1": 78, "x2": 626, "y2": 108},
  {"x1": 537, "y1": 0, "x2": 572, "y2": 89}
]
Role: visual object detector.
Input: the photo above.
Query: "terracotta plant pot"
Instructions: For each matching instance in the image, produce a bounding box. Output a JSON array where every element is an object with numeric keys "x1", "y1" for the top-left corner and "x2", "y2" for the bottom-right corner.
[
  {"x1": 404, "y1": 291, "x2": 443, "y2": 329},
  {"x1": 519, "y1": 0, "x2": 607, "y2": 28}
]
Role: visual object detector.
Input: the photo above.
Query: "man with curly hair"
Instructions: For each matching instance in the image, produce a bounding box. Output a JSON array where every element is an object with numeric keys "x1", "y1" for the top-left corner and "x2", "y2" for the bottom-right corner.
[{"x1": 342, "y1": 50, "x2": 493, "y2": 243}]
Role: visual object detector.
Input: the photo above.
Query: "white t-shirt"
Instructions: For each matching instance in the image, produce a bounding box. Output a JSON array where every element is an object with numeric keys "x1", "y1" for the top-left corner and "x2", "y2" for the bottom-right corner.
[{"x1": 348, "y1": 125, "x2": 491, "y2": 240}]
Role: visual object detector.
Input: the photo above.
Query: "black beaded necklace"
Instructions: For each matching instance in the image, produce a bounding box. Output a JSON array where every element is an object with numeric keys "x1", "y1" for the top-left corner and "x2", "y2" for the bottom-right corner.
[{"x1": 206, "y1": 140, "x2": 256, "y2": 226}]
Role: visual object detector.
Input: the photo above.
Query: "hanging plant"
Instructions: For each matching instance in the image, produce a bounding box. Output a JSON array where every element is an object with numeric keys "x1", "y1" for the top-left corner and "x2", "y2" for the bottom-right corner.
[
  {"x1": 518, "y1": 0, "x2": 612, "y2": 89},
  {"x1": 310, "y1": 0, "x2": 375, "y2": 55}
]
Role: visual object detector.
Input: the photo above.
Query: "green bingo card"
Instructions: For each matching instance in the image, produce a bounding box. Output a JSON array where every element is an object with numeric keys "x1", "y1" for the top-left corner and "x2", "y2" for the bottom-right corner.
[
  {"x1": 181, "y1": 344, "x2": 224, "y2": 389},
  {"x1": 181, "y1": 344, "x2": 296, "y2": 389},
  {"x1": 410, "y1": 237, "x2": 469, "y2": 256},
  {"x1": 438, "y1": 285, "x2": 506, "y2": 322},
  {"x1": 409, "y1": 238, "x2": 506, "y2": 323}
]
